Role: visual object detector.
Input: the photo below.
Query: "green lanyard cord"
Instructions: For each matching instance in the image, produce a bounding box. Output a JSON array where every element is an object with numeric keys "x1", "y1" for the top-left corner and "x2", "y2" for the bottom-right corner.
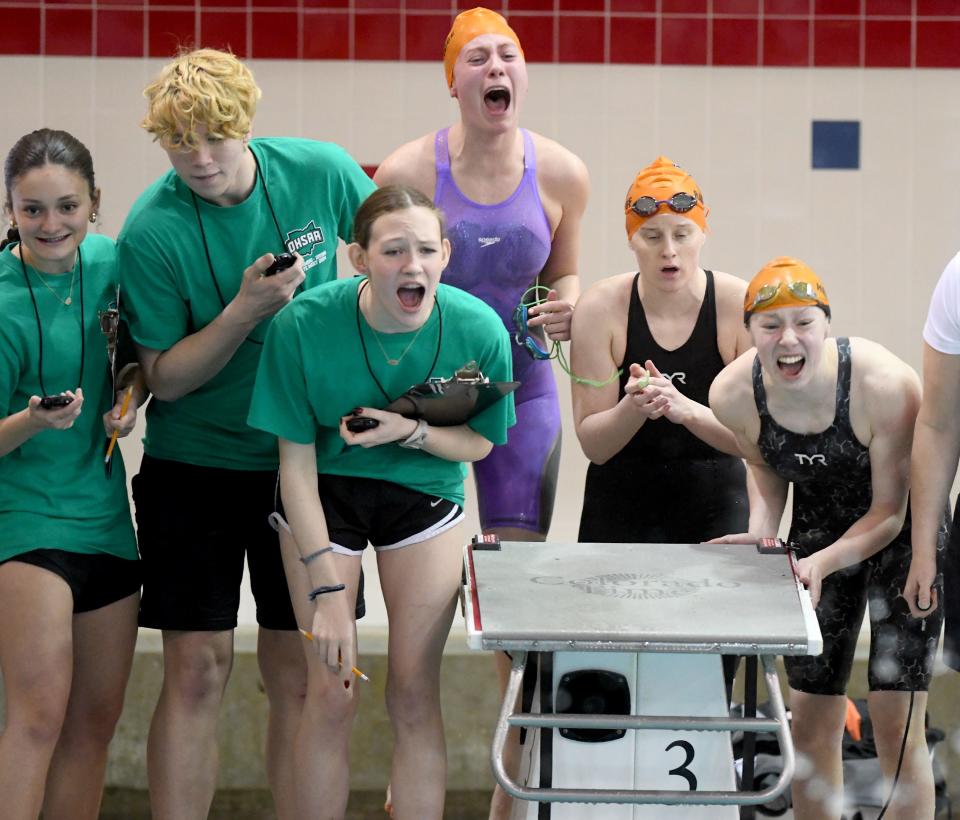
[{"x1": 516, "y1": 284, "x2": 622, "y2": 388}]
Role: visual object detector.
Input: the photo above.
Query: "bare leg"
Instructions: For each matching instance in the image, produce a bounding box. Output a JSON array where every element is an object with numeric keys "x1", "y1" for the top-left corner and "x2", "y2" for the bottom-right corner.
[
  {"x1": 488, "y1": 526, "x2": 545, "y2": 820},
  {"x1": 788, "y1": 689, "x2": 846, "y2": 820},
  {"x1": 379, "y1": 525, "x2": 464, "y2": 820},
  {"x1": 0, "y1": 563, "x2": 74, "y2": 820},
  {"x1": 43, "y1": 591, "x2": 139, "y2": 820},
  {"x1": 258, "y1": 627, "x2": 307, "y2": 820},
  {"x1": 868, "y1": 690, "x2": 935, "y2": 819},
  {"x1": 279, "y1": 527, "x2": 362, "y2": 820},
  {"x1": 147, "y1": 629, "x2": 235, "y2": 820}
]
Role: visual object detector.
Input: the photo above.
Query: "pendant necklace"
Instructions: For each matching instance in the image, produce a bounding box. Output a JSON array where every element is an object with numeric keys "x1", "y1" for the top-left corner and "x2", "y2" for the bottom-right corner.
[
  {"x1": 23, "y1": 248, "x2": 78, "y2": 306},
  {"x1": 355, "y1": 279, "x2": 442, "y2": 403},
  {"x1": 371, "y1": 318, "x2": 430, "y2": 366}
]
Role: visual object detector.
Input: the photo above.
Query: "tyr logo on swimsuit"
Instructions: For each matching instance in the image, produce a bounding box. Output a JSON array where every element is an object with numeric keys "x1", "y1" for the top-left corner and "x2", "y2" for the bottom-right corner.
[
  {"x1": 794, "y1": 453, "x2": 827, "y2": 466},
  {"x1": 662, "y1": 372, "x2": 686, "y2": 384}
]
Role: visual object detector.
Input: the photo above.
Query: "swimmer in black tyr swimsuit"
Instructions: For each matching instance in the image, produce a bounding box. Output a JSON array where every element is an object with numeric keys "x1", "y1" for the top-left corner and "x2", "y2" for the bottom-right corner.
[
  {"x1": 573, "y1": 157, "x2": 751, "y2": 545},
  {"x1": 578, "y1": 269, "x2": 747, "y2": 543},
  {"x1": 710, "y1": 258, "x2": 944, "y2": 819},
  {"x1": 752, "y1": 341, "x2": 942, "y2": 696}
]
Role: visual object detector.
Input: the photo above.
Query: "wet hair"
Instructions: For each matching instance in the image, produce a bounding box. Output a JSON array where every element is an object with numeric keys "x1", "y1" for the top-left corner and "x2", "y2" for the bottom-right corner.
[
  {"x1": 2, "y1": 128, "x2": 96, "y2": 251},
  {"x1": 141, "y1": 48, "x2": 261, "y2": 152},
  {"x1": 352, "y1": 185, "x2": 446, "y2": 249}
]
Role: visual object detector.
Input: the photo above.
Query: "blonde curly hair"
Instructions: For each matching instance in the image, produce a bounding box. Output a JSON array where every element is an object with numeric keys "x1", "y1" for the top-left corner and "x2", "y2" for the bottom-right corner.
[{"x1": 141, "y1": 48, "x2": 261, "y2": 151}]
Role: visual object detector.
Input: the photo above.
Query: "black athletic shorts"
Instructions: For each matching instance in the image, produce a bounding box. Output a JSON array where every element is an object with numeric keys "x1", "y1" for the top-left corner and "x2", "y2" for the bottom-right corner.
[
  {"x1": 314, "y1": 474, "x2": 463, "y2": 554},
  {"x1": 5, "y1": 548, "x2": 141, "y2": 614},
  {"x1": 133, "y1": 455, "x2": 299, "y2": 631}
]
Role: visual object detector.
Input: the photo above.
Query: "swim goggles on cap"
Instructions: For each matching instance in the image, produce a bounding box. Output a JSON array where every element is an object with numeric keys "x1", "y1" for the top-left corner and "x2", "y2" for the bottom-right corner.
[
  {"x1": 512, "y1": 285, "x2": 622, "y2": 388},
  {"x1": 749, "y1": 280, "x2": 821, "y2": 311},
  {"x1": 627, "y1": 191, "x2": 700, "y2": 218}
]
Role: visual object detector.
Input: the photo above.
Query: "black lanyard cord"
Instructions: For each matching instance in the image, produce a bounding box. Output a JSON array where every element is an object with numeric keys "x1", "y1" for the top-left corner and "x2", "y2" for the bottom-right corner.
[
  {"x1": 251, "y1": 150, "x2": 286, "y2": 248},
  {"x1": 355, "y1": 278, "x2": 442, "y2": 404},
  {"x1": 19, "y1": 246, "x2": 85, "y2": 397},
  {"x1": 190, "y1": 145, "x2": 291, "y2": 345}
]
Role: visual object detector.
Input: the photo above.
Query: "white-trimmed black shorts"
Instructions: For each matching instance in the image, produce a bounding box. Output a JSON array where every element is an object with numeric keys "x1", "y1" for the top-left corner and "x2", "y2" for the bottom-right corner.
[{"x1": 312, "y1": 474, "x2": 464, "y2": 555}]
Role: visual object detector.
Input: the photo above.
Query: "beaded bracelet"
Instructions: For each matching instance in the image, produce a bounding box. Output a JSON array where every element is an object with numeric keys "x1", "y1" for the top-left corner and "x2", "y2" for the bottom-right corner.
[
  {"x1": 300, "y1": 547, "x2": 333, "y2": 565},
  {"x1": 308, "y1": 584, "x2": 346, "y2": 601}
]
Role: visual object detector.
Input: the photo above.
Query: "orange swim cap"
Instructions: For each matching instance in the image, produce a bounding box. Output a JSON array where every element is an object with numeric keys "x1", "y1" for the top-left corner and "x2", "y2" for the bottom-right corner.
[
  {"x1": 443, "y1": 7, "x2": 524, "y2": 88},
  {"x1": 624, "y1": 156, "x2": 708, "y2": 238},
  {"x1": 743, "y1": 257, "x2": 831, "y2": 325}
]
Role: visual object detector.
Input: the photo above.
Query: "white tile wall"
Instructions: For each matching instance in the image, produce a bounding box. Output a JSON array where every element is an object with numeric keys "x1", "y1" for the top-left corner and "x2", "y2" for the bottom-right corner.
[{"x1": 3, "y1": 55, "x2": 960, "y2": 627}]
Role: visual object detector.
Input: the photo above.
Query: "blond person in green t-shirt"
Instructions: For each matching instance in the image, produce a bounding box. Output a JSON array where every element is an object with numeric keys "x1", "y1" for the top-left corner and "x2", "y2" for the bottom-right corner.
[
  {"x1": 118, "y1": 49, "x2": 374, "y2": 820},
  {"x1": 248, "y1": 186, "x2": 515, "y2": 819},
  {"x1": 0, "y1": 129, "x2": 144, "y2": 820}
]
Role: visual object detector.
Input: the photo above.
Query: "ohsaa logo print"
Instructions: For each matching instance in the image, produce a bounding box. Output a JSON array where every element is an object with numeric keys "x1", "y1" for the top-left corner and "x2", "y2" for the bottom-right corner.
[{"x1": 285, "y1": 221, "x2": 325, "y2": 256}]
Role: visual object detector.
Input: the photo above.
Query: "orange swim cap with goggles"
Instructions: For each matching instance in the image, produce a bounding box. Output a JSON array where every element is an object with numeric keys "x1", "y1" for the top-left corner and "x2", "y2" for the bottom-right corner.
[
  {"x1": 443, "y1": 7, "x2": 524, "y2": 88},
  {"x1": 624, "y1": 156, "x2": 708, "y2": 238},
  {"x1": 743, "y1": 257, "x2": 831, "y2": 325}
]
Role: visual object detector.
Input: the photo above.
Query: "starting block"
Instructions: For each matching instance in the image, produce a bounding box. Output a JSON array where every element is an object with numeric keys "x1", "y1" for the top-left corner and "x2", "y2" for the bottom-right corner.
[{"x1": 462, "y1": 540, "x2": 822, "y2": 818}]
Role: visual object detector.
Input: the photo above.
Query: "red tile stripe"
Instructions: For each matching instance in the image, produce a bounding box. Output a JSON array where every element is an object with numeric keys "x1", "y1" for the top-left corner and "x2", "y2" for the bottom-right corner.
[{"x1": 0, "y1": 3, "x2": 958, "y2": 68}]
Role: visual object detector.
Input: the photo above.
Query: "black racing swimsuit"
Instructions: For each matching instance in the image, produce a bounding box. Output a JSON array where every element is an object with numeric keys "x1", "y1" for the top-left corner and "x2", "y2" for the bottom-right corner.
[
  {"x1": 753, "y1": 338, "x2": 943, "y2": 694},
  {"x1": 578, "y1": 270, "x2": 748, "y2": 544}
]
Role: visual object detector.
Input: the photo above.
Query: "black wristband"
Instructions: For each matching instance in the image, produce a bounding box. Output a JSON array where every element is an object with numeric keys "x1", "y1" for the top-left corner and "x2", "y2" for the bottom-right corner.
[
  {"x1": 300, "y1": 547, "x2": 333, "y2": 565},
  {"x1": 308, "y1": 584, "x2": 346, "y2": 601}
]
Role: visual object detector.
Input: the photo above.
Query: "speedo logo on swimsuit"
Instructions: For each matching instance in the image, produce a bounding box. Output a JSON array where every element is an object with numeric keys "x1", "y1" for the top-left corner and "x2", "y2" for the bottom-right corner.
[
  {"x1": 662, "y1": 372, "x2": 687, "y2": 385},
  {"x1": 285, "y1": 221, "x2": 325, "y2": 256},
  {"x1": 478, "y1": 236, "x2": 501, "y2": 248},
  {"x1": 795, "y1": 454, "x2": 827, "y2": 466}
]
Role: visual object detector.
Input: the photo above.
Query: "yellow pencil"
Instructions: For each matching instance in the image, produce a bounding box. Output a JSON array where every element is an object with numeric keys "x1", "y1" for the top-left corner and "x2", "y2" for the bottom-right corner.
[
  {"x1": 299, "y1": 628, "x2": 370, "y2": 681},
  {"x1": 104, "y1": 384, "x2": 134, "y2": 464}
]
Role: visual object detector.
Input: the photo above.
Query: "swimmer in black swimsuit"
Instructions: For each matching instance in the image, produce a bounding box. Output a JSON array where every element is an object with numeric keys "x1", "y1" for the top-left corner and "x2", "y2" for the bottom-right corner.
[
  {"x1": 574, "y1": 157, "x2": 751, "y2": 546},
  {"x1": 710, "y1": 257, "x2": 943, "y2": 820}
]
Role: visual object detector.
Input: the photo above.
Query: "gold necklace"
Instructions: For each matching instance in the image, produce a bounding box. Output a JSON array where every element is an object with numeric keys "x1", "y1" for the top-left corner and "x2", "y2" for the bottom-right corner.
[
  {"x1": 22, "y1": 248, "x2": 78, "y2": 307},
  {"x1": 371, "y1": 320, "x2": 429, "y2": 366}
]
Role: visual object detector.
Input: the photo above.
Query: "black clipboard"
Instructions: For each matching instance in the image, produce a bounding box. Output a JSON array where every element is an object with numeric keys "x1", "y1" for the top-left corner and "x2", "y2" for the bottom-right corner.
[{"x1": 384, "y1": 362, "x2": 518, "y2": 426}]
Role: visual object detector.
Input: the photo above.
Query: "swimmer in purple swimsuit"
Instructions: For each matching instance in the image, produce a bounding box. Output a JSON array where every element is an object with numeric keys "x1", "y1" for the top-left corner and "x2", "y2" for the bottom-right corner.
[{"x1": 375, "y1": 7, "x2": 589, "y2": 818}]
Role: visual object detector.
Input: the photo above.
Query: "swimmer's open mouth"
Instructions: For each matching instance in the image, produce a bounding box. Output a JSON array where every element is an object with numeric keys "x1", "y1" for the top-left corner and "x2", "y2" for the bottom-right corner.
[
  {"x1": 777, "y1": 354, "x2": 804, "y2": 377},
  {"x1": 661, "y1": 265, "x2": 679, "y2": 274},
  {"x1": 398, "y1": 284, "x2": 426, "y2": 309},
  {"x1": 484, "y1": 87, "x2": 511, "y2": 113}
]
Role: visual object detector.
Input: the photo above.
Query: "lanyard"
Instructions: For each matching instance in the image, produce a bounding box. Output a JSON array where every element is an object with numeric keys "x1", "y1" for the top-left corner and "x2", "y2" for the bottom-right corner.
[{"x1": 19, "y1": 246, "x2": 85, "y2": 396}]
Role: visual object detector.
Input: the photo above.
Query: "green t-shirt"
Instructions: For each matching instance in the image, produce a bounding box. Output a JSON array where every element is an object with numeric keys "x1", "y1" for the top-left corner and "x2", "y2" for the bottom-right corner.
[
  {"x1": 248, "y1": 277, "x2": 516, "y2": 506},
  {"x1": 118, "y1": 137, "x2": 376, "y2": 470},
  {"x1": 0, "y1": 235, "x2": 137, "y2": 561}
]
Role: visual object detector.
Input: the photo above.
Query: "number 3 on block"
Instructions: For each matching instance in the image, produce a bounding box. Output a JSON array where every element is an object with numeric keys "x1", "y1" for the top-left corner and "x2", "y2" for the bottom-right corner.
[{"x1": 665, "y1": 739, "x2": 698, "y2": 790}]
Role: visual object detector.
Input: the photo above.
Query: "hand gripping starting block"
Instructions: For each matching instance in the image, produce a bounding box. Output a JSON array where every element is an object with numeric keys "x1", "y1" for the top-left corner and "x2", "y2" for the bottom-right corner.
[{"x1": 462, "y1": 539, "x2": 823, "y2": 818}]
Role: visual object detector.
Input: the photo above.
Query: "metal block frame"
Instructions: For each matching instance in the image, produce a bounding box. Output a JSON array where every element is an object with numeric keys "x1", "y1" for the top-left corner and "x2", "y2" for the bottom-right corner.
[{"x1": 491, "y1": 651, "x2": 794, "y2": 808}]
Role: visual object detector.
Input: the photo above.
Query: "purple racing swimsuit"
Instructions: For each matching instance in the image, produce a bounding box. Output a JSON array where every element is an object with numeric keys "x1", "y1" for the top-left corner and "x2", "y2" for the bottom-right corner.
[{"x1": 434, "y1": 127, "x2": 560, "y2": 534}]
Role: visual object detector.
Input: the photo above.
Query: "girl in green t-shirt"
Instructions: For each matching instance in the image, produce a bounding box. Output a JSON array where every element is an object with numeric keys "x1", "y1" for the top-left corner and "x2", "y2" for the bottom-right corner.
[
  {"x1": 0, "y1": 129, "x2": 145, "y2": 820},
  {"x1": 253, "y1": 185, "x2": 513, "y2": 819}
]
